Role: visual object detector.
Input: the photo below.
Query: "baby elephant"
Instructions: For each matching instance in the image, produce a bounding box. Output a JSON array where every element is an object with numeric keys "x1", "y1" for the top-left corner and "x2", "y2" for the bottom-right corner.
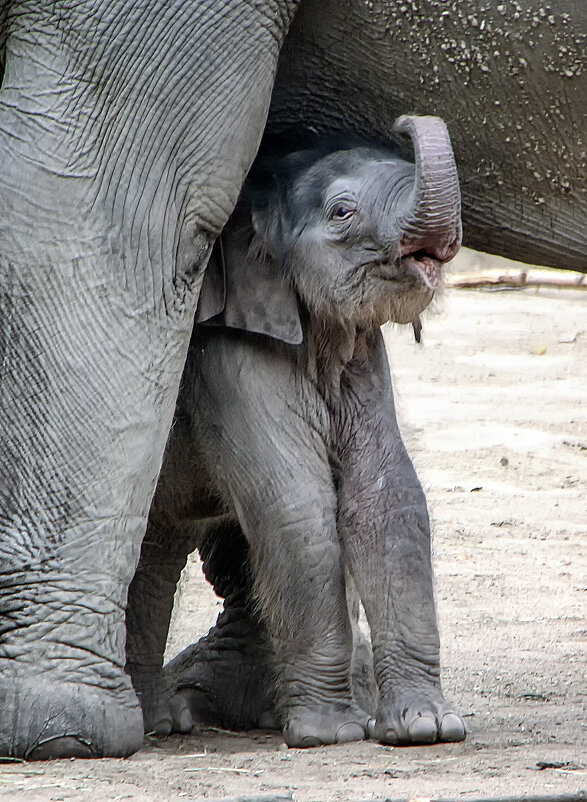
[{"x1": 126, "y1": 116, "x2": 466, "y2": 748}]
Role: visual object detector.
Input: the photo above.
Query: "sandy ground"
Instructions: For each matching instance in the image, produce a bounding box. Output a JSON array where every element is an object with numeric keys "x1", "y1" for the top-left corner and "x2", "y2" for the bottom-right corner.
[{"x1": 1, "y1": 254, "x2": 585, "y2": 801}]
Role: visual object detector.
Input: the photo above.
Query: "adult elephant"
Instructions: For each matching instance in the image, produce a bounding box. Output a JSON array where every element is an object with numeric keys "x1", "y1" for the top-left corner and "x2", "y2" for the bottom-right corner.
[
  {"x1": 0, "y1": 0, "x2": 585, "y2": 761},
  {"x1": 268, "y1": 0, "x2": 586, "y2": 271}
]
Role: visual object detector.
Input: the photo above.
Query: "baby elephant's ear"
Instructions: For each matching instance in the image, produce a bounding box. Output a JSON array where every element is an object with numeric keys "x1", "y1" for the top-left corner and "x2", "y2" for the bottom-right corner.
[
  {"x1": 196, "y1": 225, "x2": 303, "y2": 345},
  {"x1": 223, "y1": 228, "x2": 303, "y2": 344}
]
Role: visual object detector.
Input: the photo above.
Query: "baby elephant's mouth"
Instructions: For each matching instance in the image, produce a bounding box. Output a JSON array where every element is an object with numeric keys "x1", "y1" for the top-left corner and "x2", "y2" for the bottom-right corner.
[
  {"x1": 373, "y1": 249, "x2": 444, "y2": 292},
  {"x1": 401, "y1": 250, "x2": 443, "y2": 290}
]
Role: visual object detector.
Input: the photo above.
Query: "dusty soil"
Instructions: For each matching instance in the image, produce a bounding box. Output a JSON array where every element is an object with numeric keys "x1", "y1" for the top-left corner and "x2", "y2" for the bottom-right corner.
[{"x1": 1, "y1": 254, "x2": 585, "y2": 801}]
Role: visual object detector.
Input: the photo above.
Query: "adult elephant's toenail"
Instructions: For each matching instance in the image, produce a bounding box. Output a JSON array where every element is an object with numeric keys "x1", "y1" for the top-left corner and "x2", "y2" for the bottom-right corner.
[
  {"x1": 27, "y1": 736, "x2": 95, "y2": 761},
  {"x1": 297, "y1": 735, "x2": 322, "y2": 748},
  {"x1": 335, "y1": 722, "x2": 366, "y2": 743}
]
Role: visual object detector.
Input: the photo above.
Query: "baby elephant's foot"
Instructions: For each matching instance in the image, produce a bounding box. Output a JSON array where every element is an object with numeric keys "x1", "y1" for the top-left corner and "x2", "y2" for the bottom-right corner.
[
  {"x1": 283, "y1": 703, "x2": 374, "y2": 748},
  {"x1": 375, "y1": 695, "x2": 466, "y2": 745}
]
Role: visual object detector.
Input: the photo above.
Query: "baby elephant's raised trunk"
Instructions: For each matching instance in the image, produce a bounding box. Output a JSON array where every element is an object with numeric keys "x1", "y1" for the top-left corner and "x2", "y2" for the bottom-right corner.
[{"x1": 395, "y1": 115, "x2": 462, "y2": 265}]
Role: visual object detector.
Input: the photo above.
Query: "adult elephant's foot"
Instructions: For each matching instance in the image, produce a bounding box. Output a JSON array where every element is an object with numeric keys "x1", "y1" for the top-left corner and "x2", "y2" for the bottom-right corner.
[
  {"x1": 374, "y1": 693, "x2": 466, "y2": 745},
  {"x1": 162, "y1": 591, "x2": 278, "y2": 733},
  {"x1": 283, "y1": 703, "x2": 374, "y2": 747},
  {"x1": 0, "y1": 673, "x2": 144, "y2": 760}
]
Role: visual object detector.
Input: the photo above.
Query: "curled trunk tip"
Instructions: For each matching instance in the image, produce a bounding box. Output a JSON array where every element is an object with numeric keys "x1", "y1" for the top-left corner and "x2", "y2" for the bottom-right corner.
[{"x1": 393, "y1": 115, "x2": 462, "y2": 262}]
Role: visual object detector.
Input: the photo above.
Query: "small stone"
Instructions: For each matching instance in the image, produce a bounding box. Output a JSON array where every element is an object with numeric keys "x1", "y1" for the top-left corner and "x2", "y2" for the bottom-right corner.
[{"x1": 500, "y1": 457, "x2": 509, "y2": 466}]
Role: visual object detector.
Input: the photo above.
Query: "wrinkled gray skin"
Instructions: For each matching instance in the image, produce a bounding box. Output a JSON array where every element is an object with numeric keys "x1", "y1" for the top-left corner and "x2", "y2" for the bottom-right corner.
[
  {"x1": 126, "y1": 116, "x2": 465, "y2": 749},
  {"x1": 0, "y1": 0, "x2": 585, "y2": 761}
]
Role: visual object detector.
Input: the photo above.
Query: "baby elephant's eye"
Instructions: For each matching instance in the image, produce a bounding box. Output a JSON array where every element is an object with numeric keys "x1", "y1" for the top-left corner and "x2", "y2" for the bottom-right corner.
[{"x1": 329, "y1": 203, "x2": 356, "y2": 221}]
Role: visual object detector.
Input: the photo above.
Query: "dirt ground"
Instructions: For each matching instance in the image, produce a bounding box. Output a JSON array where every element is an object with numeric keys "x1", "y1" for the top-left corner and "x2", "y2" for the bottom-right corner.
[{"x1": 1, "y1": 252, "x2": 585, "y2": 801}]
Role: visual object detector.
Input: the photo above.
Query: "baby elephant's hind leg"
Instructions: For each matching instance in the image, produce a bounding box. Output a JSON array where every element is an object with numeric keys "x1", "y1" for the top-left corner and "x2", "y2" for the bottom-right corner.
[{"x1": 125, "y1": 509, "x2": 196, "y2": 736}]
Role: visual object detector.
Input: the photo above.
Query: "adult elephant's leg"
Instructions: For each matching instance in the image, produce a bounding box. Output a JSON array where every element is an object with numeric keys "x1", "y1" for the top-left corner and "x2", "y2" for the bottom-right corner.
[
  {"x1": 164, "y1": 519, "x2": 280, "y2": 733},
  {"x1": 0, "y1": 1, "x2": 297, "y2": 759},
  {"x1": 336, "y1": 333, "x2": 466, "y2": 746},
  {"x1": 193, "y1": 336, "x2": 372, "y2": 747}
]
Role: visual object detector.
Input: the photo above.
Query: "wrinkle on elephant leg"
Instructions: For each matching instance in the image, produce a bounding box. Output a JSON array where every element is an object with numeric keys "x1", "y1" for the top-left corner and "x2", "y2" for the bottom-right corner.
[
  {"x1": 0, "y1": 270, "x2": 195, "y2": 757},
  {"x1": 0, "y1": 185, "x2": 201, "y2": 756},
  {"x1": 336, "y1": 333, "x2": 465, "y2": 746}
]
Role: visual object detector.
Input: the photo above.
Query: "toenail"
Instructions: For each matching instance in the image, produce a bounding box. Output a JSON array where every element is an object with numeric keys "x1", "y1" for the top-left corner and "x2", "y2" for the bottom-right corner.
[{"x1": 335, "y1": 722, "x2": 365, "y2": 743}]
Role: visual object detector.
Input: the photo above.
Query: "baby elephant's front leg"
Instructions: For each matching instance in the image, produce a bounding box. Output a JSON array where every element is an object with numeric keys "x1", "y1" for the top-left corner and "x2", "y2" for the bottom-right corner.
[
  {"x1": 232, "y1": 468, "x2": 373, "y2": 747},
  {"x1": 337, "y1": 333, "x2": 465, "y2": 745},
  {"x1": 197, "y1": 336, "x2": 372, "y2": 747}
]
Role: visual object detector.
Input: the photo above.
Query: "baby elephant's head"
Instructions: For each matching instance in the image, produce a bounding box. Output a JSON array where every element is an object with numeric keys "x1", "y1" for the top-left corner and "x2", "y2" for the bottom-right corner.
[{"x1": 251, "y1": 116, "x2": 461, "y2": 329}]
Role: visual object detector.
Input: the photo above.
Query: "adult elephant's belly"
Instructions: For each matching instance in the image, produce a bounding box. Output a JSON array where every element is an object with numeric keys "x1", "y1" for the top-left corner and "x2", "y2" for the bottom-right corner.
[{"x1": 268, "y1": 0, "x2": 587, "y2": 272}]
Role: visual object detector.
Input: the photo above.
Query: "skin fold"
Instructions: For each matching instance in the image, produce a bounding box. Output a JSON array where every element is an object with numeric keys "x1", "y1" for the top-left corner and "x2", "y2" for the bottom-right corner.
[{"x1": 126, "y1": 117, "x2": 467, "y2": 748}]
